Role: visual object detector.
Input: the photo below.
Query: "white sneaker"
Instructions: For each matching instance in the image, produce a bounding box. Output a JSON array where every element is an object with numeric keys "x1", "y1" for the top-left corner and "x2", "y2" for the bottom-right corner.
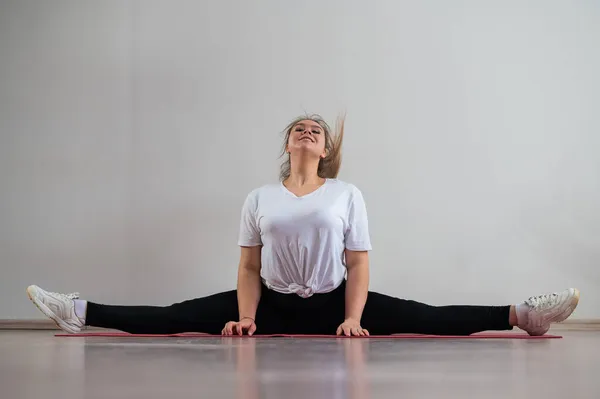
[
  {"x1": 26, "y1": 285, "x2": 84, "y2": 334},
  {"x1": 519, "y1": 288, "x2": 580, "y2": 336}
]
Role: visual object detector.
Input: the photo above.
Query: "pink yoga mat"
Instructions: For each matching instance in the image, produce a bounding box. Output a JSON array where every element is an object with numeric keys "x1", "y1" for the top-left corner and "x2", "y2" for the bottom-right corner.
[{"x1": 55, "y1": 332, "x2": 562, "y2": 339}]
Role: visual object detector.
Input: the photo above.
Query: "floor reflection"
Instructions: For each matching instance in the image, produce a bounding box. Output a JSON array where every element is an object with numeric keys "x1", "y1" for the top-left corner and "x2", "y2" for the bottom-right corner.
[
  {"x1": 233, "y1": 338, "x2": 372, "y2": 399},
  {"x1": 4, "y1": 332, "x2": 598, "y2": 399}
]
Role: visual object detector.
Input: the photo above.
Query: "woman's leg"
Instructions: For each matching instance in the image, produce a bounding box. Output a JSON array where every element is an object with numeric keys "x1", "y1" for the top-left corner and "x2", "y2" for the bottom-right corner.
[
  {"x1": 27, "y1": 284, "x2": 285, "y2": 335},
  {"x1": 360, "y1": 288, "x2": 579, "y2": 336},
  {"x1": 361, "y1": 292, "x2": 512, "y2": 336},
  {"x1": 262, "y1": 282, "x2": 511, "y2": 336},
  {"x1": 85, "y1": 290, "x2": 239, "y2": 334}
]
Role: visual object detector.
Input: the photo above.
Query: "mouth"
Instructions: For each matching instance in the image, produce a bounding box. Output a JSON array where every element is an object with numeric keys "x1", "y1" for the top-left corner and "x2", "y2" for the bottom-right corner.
[{"x1": 299, "y1": 137, "x2": 314, "y2": 143}]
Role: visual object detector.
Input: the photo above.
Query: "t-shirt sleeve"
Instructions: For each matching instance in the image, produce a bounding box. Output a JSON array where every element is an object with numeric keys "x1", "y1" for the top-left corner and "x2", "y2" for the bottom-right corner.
[
  {"x1": 237, "y1": 191, "x2": 262, "y2": 247},
  {"x1": 344, "y1": 186, "x2": 373, "y2": 251}
]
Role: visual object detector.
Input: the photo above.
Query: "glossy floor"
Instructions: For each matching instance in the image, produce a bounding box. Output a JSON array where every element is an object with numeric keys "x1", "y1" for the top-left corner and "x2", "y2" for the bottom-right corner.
[{"x1": 1, "y1": 330, "x2": 598, "y2": 399}]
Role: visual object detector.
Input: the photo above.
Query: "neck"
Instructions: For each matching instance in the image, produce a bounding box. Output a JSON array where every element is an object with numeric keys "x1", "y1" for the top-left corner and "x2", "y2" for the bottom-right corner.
[{"x1": 286, "y1": 155, "x2": 323, "y2": 186}]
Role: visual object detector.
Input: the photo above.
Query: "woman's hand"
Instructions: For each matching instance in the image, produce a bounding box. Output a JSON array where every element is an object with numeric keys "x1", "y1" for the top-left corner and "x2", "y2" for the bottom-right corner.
[
  {"x1": 222, "y1": 317, "x2": 257, "y2": 336},
  {"x1": 336, "y1": 317, "x2": 369, "y2": 336}
]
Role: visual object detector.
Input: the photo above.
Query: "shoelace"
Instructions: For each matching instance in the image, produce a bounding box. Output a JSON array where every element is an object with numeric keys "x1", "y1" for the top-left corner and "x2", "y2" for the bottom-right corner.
[
  {"x1": 525, "y1": 293, "x2": 559, "y2": 310},
  {"x1": 49, "y1": 291, "x2": 80, "y2": 300}
]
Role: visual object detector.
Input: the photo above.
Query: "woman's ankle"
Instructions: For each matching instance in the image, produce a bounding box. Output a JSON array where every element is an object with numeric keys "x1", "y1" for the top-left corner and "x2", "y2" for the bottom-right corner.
[
  {"x1": 74, "y1": 299, "x2": 87, "y2": 322},
  {"x1": 508, "y1": 305, "x2": 518, "y2": 326}
]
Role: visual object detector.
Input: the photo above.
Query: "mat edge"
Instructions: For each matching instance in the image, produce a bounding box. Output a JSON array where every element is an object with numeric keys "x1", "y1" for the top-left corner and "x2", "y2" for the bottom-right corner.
[
  {"x1": 1, "y1": 319, "x2": 597, "y2": 330},
  {"x1": 52, "y1": 332, "x2": 563, "y2": 339}
]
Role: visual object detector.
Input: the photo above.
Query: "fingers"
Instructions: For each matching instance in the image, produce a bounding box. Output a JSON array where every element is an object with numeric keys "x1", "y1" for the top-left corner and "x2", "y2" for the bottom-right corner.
[
  {"x1": 221, "y1": 322, "x2": 237, "y2": 336},
  {"x1": 221, "y1": 321, "x2": 258, "y2": 336},
  {"x1": 337, "y1": 324, "x2": 369, "y2": 337},
  {"x1": 221, "y1": 322, "x2": 231, "y2": 335}
]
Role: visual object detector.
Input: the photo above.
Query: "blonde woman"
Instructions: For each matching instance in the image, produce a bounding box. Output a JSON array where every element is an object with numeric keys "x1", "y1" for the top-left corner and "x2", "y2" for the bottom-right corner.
[{"x1": 27, "y1": 115, "x2": 580, "y2": 337}]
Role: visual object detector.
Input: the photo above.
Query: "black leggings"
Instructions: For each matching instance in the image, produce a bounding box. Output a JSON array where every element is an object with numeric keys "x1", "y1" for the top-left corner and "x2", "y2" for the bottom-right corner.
[{"x1": 86, "y1": 282, "x2": 513, "y2": 335}]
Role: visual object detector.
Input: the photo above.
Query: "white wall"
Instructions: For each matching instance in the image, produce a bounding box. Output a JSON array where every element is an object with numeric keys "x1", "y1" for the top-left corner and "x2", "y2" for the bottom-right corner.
[{"x1": 1, "y1": 0, "x2": 598, "y2": 319}]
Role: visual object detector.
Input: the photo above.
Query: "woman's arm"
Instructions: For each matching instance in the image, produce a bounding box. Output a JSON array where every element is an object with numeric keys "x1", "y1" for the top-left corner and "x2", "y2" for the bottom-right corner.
[
  {"x1": 342, "y1": 186, "x2": 371, "y2": 328},
  {"x1": 237, "y1": 245, "x2": 262, "y2": 321},
  {"x1": 344, "y1": 249, "x2": 370, "y2": 323}
]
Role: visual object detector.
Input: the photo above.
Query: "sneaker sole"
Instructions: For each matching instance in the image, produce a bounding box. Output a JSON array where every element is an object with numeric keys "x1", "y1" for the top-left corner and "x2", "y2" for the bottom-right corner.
[{"x1": 26, "y1": 286, "x2": 78, "y2": 334}]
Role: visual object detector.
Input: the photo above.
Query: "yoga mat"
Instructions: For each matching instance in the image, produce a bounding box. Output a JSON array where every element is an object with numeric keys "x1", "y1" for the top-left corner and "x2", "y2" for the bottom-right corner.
[{"x1": 55, "y1": 332, "x2": 562, "y2": 339}]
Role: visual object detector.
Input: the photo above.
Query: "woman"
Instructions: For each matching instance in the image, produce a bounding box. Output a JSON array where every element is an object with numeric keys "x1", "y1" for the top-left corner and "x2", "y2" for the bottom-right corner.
[{"x1": 27, "y1": 114, "x2": 580, "y2": 337}]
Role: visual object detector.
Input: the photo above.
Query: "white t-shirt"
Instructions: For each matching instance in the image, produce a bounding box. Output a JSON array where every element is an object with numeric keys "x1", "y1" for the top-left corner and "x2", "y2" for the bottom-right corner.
[{"x1": 237, "y1": 178, "x2": 372, "y2": 298}]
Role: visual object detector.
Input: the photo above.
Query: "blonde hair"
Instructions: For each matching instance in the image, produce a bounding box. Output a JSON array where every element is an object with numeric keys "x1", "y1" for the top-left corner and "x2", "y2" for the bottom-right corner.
[{"x1": 279, "y1": 113, "x2": 345, "y2": 181}]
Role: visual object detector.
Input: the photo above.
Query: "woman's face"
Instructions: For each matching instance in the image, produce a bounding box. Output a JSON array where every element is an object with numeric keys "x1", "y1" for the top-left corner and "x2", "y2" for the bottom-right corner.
[{"x1": 286, "y1": 119, "x2": 327, "y2": 159}]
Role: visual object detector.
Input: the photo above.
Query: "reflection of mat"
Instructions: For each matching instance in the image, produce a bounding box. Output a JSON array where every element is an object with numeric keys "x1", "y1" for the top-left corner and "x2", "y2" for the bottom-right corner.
[{"x1": 55, "y1": 332, "x2": 562, "y2": 339}]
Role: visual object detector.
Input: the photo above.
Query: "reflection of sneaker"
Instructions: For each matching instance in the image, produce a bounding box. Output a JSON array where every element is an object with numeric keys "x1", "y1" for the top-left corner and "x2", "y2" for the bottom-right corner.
[
  {"x1": 519, "y1": 288, "x2": 580, "y2": 336},
  {"x1": 26, "y1": 285, "x2": 84, "y2": 334}
]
